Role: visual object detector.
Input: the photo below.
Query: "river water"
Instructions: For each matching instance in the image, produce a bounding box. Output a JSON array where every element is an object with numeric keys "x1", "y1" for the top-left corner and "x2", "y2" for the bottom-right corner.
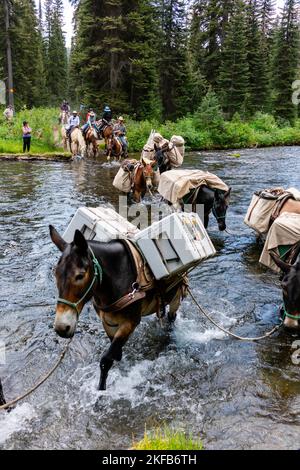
[{"x1": 0, "y1": 147, "x2": 299, "y2": 450}]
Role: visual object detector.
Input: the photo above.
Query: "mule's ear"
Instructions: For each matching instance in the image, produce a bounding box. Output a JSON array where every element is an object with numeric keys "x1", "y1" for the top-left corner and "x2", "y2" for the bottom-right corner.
[
  {"x1": 215, "y1": 190, "x2": 220, "y2": 200},
  {"x1": 270, "y1": 252, "x2": 291, "y2": 274},
  {"x1": 73, "y1": 229, "x2": 88, "y2": 253},
  {"x1": 225, "y1": 187, "x2": 232, "y2": 198},
  {"x1": 49, "y1": 225, "x2": 67, "y2": 252}
]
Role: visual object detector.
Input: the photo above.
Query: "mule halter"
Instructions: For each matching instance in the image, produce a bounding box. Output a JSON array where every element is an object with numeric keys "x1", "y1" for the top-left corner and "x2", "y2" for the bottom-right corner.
[{"x1": 57, "y1": 247, "x2": 103, "y2": 316}]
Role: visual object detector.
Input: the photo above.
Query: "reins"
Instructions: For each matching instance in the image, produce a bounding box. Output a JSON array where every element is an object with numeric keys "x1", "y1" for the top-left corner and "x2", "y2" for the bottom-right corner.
[{"x1": 57, "y1": 247, "x2": 103, "y2": 315}]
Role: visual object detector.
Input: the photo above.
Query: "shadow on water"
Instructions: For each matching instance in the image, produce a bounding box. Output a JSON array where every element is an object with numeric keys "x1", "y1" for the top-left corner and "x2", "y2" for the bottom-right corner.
[{"x1": 0, "y1": 147, "x2": 300, "y2": 449}]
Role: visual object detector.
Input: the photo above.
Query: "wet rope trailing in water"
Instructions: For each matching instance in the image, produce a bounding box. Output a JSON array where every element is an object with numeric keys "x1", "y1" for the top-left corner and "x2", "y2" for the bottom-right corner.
[
  {"x1": 0, "y1": 339, "x2": 72, "y2": 411},
  {"x1": 187, "y1": 287, "x2": 283, "y2": 342}
]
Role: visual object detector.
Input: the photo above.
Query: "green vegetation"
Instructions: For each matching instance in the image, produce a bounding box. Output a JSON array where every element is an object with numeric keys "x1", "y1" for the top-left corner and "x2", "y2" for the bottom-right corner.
[
  {"x1": 0, "y1": 107, "x2": 63, "y2": 153},
  {"x1": 1, "y1": 1, "x2": 299, "y2": 124},
  {"x1": 0, "y1": 104, "x2": 299, "y2": 155},
  {"x1": 132, "y1": 426, "x2": 203, "y2": 451}
]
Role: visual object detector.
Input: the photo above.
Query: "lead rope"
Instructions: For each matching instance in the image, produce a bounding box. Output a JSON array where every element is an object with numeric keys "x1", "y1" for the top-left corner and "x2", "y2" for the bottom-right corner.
[
  {"x1": 187, "y1": 287, "x2": 283, "y2": 342},
  {"x1": 0, "y1": 339, "x2": 72, "y2": 411}
]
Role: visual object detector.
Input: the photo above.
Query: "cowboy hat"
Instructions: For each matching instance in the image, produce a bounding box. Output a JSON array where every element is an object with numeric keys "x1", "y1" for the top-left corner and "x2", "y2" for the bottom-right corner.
[{"x1": 118, "y1": 116, "x2": 124, "y2": 121}]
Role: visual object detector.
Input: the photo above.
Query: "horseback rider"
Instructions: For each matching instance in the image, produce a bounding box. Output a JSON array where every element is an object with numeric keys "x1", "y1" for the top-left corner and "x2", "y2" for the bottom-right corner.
[
  {"x1": 66, "y1": 110, "x2": 80, "y2": 140},
  {"x1": 114, "y1": 116, "x2": 128, "y2": 156},
  {"x1": 61, "y1": 100, "x2": 70, "y2": 113},
  {"x1": 98, "y1": 105, "x2": 112, "y2": 137},
  {"x1": 82, "y1": 110, "x2": 97, "y2": 137}
]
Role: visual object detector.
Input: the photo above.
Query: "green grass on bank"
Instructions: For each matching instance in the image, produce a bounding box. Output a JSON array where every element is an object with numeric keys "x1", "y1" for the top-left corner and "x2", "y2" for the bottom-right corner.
[
  {"x1": 132, "y1": 426, "x2": 203, "y2": 451},
  {"x1": 0, "y1": 107, "x2": 62, "y2": 154},
  {"x1": 0, "y1": 106, "x2": 300, "y2": 155}
]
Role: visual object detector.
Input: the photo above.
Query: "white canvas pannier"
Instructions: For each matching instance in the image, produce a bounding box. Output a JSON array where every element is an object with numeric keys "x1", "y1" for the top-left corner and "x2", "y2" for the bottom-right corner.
[{"x1": 244, "y1": 188, "x2": 287, "y2": 235}]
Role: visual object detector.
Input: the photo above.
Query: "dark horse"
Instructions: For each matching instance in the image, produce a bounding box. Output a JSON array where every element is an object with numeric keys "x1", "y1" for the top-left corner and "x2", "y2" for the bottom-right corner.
[
  {"x1": 271, "y1": 244, "x2": 300, "y2": 331},
  {"x1": 181, "y1": 186, "x2": 231, "y2": 231},
  {"x1": 153, "y1": 148, "x2": 172, "y2": 174},
  {"x1": 50, "y1": 226, "x2": 184, "y2": 390}
]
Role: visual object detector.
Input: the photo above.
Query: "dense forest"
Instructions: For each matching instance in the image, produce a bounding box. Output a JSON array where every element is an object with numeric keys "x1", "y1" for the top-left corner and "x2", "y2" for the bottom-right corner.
[{"x1": 0, "y1": 0, "x2": 299, "y2": 123}]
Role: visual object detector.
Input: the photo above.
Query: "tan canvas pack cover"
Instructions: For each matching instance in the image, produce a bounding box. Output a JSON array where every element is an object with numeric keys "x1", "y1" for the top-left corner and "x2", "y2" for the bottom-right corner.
[
  {"x1": 166, "y1": 135, "x2": 185, "y2": 168},
  {"x1": 260, "y1": 213, "x2": 300, "y2": 272},
  {"x1": 141, "y1": 129, "x2": 156, "y2": 161},
  {"x1": 113, "y1": 167, "x2": 131, "y2": 193},
  {"x1": 158, "y1": 169, "x2": 229, "y2": 204},
  {"x1": 113, "y1": 159, "x2": 138, "y2": 193},
  {"x1": 244, "y1": 188, "x2": 290, "y2": 235}
]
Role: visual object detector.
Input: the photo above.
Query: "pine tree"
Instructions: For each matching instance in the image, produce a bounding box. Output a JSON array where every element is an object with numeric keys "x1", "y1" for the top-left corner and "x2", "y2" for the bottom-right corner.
[
  {"x1": 218, "y1": 1, "x2": 250, "y2": 118},
  {"x1": 246, "y1": 0, "x2": 270, "y2": 114},
  {"x1": 272, "y1": 0, "x2": 299, "y2": 123},
  {"x1": 44, "y1": 0, "x2": 68, "y2": 104},
  {"x1": 70, "y1": 0, "x2": 160, "y2": 117},
  {"x1": 189, "y1": 0, "x2": 235, "y2": 89},
  {"x1": 0, "y1": 0, "x2": 48, "y2": 108},
  {"x1": 155, "y1": 0, "x2": 191, "y2": 119}
]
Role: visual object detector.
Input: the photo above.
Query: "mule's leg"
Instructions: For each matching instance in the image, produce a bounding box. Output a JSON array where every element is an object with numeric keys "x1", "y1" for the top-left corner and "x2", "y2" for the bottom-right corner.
[
  {"x1": 167, "y1": 287, "x2": 181, "y2": 323},
  {"x1": 0, "y1": 378, "x2": 6, "y2": 406},
  {"x1": 204, "y1": 213, "x2": 209, "y2": 229},
  {"x1": 99, "y1": 319, "x2": 139, "y2": 390},
  {"x1": 132, "y1": 189, "x2": 141, "y2": 203}
]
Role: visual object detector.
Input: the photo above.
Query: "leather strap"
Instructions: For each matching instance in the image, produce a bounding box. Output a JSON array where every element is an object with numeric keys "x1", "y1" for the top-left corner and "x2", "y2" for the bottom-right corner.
[{"x1": 99, "y1": 290, "x2": 146, "y2": 313}]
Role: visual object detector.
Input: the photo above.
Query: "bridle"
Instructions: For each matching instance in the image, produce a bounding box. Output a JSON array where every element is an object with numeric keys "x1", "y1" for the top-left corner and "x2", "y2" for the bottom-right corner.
[
  {"x1": 57, "y1": 247, "x2": 103, "y2": 316},
  {"x1": 212, "y1": 200, "x2": 227, "y2": 222}
]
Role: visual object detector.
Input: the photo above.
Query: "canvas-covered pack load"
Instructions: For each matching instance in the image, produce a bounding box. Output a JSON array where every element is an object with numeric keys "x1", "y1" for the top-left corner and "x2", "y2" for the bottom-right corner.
[
  {"x1": 157, "y1": 169, "x2": 229, "y2": 204},
  {"x1": 153, "y1": 133, "x2": 185, "y2": 168},
  {"x1": 141, "y1": 129, "x2": 156, "y2": 161},
  {"x1": 244, "y1": 187, "x2": 296, "y2": 235},
  {"x1": 113, "y1": 159, "x2": 138, "y2": 193},
  {"x1": 259, "y1": 213, "x2": 300, "y2": 272}
]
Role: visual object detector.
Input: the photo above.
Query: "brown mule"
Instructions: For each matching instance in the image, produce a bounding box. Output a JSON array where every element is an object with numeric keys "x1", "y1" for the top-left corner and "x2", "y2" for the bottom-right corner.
[{"x1": 127, "y1": 159, "x2": 157, "y2": 203}]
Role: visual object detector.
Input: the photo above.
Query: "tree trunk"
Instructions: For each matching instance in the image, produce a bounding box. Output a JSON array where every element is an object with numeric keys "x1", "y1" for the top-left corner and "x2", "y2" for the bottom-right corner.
[{"x1": 3, "y1": 0, "x2": 14, "y2": 107}]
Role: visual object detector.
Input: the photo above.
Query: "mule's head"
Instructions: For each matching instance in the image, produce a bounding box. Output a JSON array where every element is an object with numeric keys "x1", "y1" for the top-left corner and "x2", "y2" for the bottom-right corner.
[
  {"x1": 50, "y1": 226, "x2": 95, "y2": 338},
  {"x1": 142, "y1": 159, "x2": 157, "y2": 192},
  {"x1": 271, "y1": 254, "x2": 300, "y2": 330},
  {"x1": 213, "y1": 188, "x2": 231, "y2": 231}
]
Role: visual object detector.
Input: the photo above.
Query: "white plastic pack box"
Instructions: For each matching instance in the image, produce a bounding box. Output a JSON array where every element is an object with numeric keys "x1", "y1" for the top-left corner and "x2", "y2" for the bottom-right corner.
[
  {"x1": 63, "y1": 206, "x2": 139, "y2": 243},
  {"x1": 134, "y1": 212, "x2": 216, "y2": 280}
]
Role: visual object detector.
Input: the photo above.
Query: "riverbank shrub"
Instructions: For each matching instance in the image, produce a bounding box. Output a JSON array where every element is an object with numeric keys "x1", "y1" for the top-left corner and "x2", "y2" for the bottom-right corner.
[
  {"x1": 0, "y1": 106, "x2": 299, "y2": 154},
  {"x1": 132, "y1": 426, "x2": 203, "y2": 451}
]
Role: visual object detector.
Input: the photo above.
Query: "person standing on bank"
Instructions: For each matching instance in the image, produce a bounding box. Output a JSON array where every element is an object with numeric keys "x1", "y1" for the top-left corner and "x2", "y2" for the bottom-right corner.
[{"x1": 22, "y1": 121, "x2": 32, "y2": 153}]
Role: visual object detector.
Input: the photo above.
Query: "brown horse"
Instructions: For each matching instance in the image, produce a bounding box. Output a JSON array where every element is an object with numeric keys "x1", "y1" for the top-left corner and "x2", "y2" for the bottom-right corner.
[
  {"x1": 96, "y1": 121, "x2": 113, "y2": 151},
  {"x1": 106, "y1": 135, "x2": 123, "y2": 162},
  {"x1": 50, "y1": 226, "x2": 185, "y2": 390},
  {"x1": 85, "y1": 127, "x2": 99, "y2": 158},
  {"x1": 127, "y1": 159, "x2": 157, "y2": 203}
]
